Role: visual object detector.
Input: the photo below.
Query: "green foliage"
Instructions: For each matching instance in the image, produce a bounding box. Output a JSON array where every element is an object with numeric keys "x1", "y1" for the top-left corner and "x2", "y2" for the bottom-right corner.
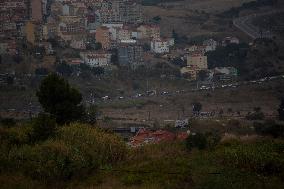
[
  {"x1": 56, "y1": 62, "x2": 73, "y2": 76},
  {"x1": 216, "y1": 139, "x2": 284, "y2": 176},
  {"x1": 186, "y1": 133, "x2": 207, "y2": 151},
  {"x1": 1, "y1": 118, "x2": 16, "y2": 127},
  {"x1": 197, "y1": 70, "x2": 208, "y2": 81},
  {"x1": 206, "y1": 43, "x2": 249, "y2": 73},
  {"x1": 152, "y1": 16, "x2": 161, "y2": 23},
  {"x1": 94, "y1": 42, "x2": 102, "y2": 50},
  {"x1": 30, "y1": 114, "x2": 56, "y2": 142},
  {"x1": 192, "y1": 102, "x2": 202, "y2": 114},
  {"x1": 254, "y1": 120, "x2": 284, "y2": 138},
  {"x1": 246, "y1": 111, "x2": 265, "y2": 120},
  {"x1": 4, "y1": 123, "x2": 126, "y2": 181},
  {"x1": 36, "y1": 74, "x2": 85, "y2": 124},
  {"x1": 35, "y1": 68, "x2": 49, "y2": 76},
  {"x1": 218, "y1": 0, "x2": 277, "y2": 18}
]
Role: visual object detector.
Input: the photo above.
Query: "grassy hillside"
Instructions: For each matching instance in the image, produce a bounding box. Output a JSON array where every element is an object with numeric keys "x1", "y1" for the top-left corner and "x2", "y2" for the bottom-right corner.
[{"x1": 0, "y1": 121, "x2": 284, "y2": 189}]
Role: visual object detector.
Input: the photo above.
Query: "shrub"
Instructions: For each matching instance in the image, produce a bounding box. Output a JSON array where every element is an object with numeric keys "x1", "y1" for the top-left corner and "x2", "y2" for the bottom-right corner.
[
  {"x1": 216, "y1": 140, "x2": 284, "y2": 176},
  {"x1": 7, "y1": 123, "x2": 127, "y2": 180},
  {"x1": 186, "y1": 133, "x2": 207, "y2": 151},
  {"x1": 246, "y1": 111, "x2": 265, "y2": 120},
  {"x1": 254, "y1": 120, "x2": 284, "y2": 138},
  {"x1": 1, "y1": 118, "x2": 16, "y2": 127},
  {"x1": 30, "y1": 113, "x2": 57, "y2": 142}
]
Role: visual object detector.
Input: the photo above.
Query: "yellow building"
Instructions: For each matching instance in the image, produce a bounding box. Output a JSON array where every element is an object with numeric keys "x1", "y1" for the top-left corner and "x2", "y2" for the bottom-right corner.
[
  {"x1": 187, "y1": 53, "x2": 208, "y2": 70},
  {"x1": 25, "y1": 21, "x2": 35, "y2": 45},
  {"x1": 180, "y1": 66, "x2": 201, "y2": 80}
]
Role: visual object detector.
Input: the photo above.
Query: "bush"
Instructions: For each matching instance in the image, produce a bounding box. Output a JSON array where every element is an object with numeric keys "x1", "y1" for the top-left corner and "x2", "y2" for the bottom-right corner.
[
  {"x1": 254, "y1": 120, "x2": 284, "y2": 138},
  {"x1": 7, "y1": 123, "x2": 127, "y2": 180},
  {"x1": 30, "y1": 113, "x2": 57, "y2": 142},
  {"x1": 216, "y1": 140, "x2": 284, "y2": 176},
  {"x1": 186, "y1": 133, "x2": 207, "y2": 151},
  {"x1": 1, "y1": 118, "x2": 16, "y2": 127},
  {"x1": 246, "y1": 111, "x2": 265, "y2": 120}
]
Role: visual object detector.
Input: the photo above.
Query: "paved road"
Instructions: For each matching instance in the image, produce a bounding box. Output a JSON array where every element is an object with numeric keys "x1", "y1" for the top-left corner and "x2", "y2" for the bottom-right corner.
[{"x1": 233, "y1": 9, "x2": 284, "y2": 39}]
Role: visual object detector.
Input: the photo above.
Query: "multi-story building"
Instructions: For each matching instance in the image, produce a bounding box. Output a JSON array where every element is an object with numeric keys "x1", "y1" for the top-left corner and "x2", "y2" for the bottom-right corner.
[
  {"x1": 203, "y1": 39, "x2": 218, "y2": 52},
  {"x1": 96, "y1": 0, "x2": 143, "y2": 24},
  {"x1": 151, "y1": 38, "x2": 172, "y2": 54},
  {"x1": 31, "y1": 0, "x2": 43, "y2": 22},
  {"x1": 95, "y1": 26, "x2": 111, "y2": 49},
  {"x1": 186, "y1": 53, "x2": 208, "y2": 70},
  {"x1": 137, "y1": 24, "x2": 160, "y2": 40},
  {"x1": 80, "y1": 51, "x2": 112, "y2": 67},
  {"x1": 118, "y1": 43, "x2": 144, "y2": 69},
  {"x1": 116, "y1": 26, "x2": 132, "y2": 41},
  {"x1": 70, "y1": 36, "x2": 86, "y2": 49},
  {"x1": 102, "y1": 23, "x2": 123, "y2": 40}
]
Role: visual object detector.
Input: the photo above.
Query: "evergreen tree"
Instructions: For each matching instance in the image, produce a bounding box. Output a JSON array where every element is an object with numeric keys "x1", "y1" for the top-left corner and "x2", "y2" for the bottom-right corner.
[{"x1": 36, "y1": 74, "x2": 85, "y2": 124}]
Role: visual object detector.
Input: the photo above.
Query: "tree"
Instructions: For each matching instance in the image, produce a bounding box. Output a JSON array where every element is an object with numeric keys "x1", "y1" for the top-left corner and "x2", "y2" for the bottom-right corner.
[
  {"x1": 198, "y1": 70, "x2": 208, "y2": 81},
  {"x1": 31, "y1": 113, "x2": 56, "y2": 142},
  {"x1": 56, "y1": 62, "x2": 73, "y2": 76},
  {"x1": 192, "y1": 102, "x2": 202, "y2": 115},
  {"x1": 186, "y1": 133, "x2": 207, "y2": 151},
  {"x1": 172, "y1": 29, "x2": 179, "y2": 42},
  {"x1": 36, "y1": 74, "x2": 85, "y2": 124},
  {"x1": 152, "y1": 16, "x2": 161, "y2": 23},
  {"x1": 278, "y1": 98, "x2": 284, "y2": 121},
  {"x1": 95, "y1": 42, "x2": 102, "y2": 50}
]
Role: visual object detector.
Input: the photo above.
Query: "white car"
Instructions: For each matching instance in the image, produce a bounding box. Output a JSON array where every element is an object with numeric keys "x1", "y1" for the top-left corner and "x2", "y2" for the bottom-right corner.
[{"x1": 102, "y1": 96, "x2": 109, "y2": 100}]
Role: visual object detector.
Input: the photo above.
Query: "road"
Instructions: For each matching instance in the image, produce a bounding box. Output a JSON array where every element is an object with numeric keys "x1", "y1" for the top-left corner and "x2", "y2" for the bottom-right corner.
[{"x1": 233, "y1": 9, "x2": 284, "y2": 39}]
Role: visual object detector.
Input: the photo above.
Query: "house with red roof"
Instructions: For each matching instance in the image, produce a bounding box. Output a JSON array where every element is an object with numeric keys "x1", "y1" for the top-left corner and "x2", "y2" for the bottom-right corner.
[{"x1": 129, "y1": 128, "x2": 189, "y2": 147}]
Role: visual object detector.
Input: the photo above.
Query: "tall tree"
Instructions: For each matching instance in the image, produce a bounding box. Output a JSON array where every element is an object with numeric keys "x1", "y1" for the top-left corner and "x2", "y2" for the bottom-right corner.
[{"x1": 36, "y1": 74, "x2": 84, "y2": 124}]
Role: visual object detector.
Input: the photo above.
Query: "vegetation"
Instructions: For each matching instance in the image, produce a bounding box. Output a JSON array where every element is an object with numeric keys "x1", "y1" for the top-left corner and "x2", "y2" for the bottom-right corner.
[
  {"x1": 36, "y1": 74, "x2": 85, "y2": 124},
  {"x1": 0, "y1": 121, "x2": 283, "y2": 189},
  {"x1": 205, "y1": 43, "x2": 249, "y2": 74},
  {"x1": 218, "y1": 0, "x2": 278, "y2": 18}
]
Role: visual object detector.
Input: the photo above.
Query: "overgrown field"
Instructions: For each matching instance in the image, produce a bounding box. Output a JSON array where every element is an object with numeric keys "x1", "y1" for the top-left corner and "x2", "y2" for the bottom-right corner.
[{"x1": 0, "y1": 121, "x2": 284, "y2": 189}]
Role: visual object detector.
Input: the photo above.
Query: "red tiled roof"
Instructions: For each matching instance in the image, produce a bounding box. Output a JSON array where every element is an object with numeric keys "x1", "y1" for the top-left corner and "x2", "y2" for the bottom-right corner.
[{"x1": 130, "y1": 128, "x2": 188, "y2": 147}]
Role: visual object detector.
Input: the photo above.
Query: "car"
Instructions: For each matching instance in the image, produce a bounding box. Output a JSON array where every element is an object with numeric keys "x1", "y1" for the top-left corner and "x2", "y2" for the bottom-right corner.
[
  {"x1": 102, "y1": 96, "x2": 110, "y2": 100},
  {"x1": 118, "y1": 96, "x2": 124, "y2": 100},
  {"x1": 161, "y1": 91, "x2": 169, "y2": 95}
]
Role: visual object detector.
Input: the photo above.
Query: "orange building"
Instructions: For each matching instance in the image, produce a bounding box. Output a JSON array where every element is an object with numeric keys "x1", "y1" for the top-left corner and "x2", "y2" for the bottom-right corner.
[{"x1": 95, "y1": 26, "x2": 111, "y2": 50}]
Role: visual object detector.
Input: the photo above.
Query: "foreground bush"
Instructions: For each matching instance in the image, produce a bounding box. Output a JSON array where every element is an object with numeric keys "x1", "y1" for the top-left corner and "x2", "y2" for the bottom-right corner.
[
  {"x1": 186, "y1": 133, "x2": 207, "y2": 151},
  {"x1": 216, "y1": 139, "x2": 284, "y2": 176},
  {"x1": 4, "y1": 123, "x2": 127, "y2": 180}
]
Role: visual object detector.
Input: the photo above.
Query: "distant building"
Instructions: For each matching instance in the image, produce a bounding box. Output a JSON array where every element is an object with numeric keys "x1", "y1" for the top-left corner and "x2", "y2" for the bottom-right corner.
[
  {"x1": 95, "y1": 26, "x2": 111, "y2": 50},
  {"x1": 25, "y1": 21, "x2": 36, "y2": 44},
  {"x1": 187, "y1": 53, "x2": 208, "y2": 70},
  {"x1": 203, "y1": 39, "x2": 218, "y2": 52},
  {"x1": 70, "y1": 38, "x2": 86, "y2": 50},
  {"x1": 129, "y1": 128, "x2": 189, "y2": 147},
  {"x1": 137, "y1": 24, "x2": 160, "y2": 40},
  {"x1": 0, "y1": 39, "x2": 17, "y2": 55},
  {"x1": 39, "y1": 42, "x2": 54, "y2": 55},
  {"x1": 116, "y1": 26, "x2": 132, "y2": 41},
  {"x1": 102, "y1": 23, "x2": 124, "y2": 41},
  {"x1": 31, "y1": 0, "x2": 43, "y2": 22},
  {"x1": 180, "y1": 66, "x2": 201, "y2": 81},
  {"x1": 80, "y1": 51, "x2": 111, "y2": 67},
  {"x1": 118, "y1": 43, "x2": 144, "y2": 69},
  {"x1": 213, "y1": 67, "x2": 238, "y2": 81},
  {"x1": 151, "y1": 38, "x2": 171, "y2": 54}
]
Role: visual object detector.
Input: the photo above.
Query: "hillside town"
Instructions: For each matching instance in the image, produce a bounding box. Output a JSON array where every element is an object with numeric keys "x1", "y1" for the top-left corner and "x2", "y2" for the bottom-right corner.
[{"x1": 0, "y1": 0, "x2": 241, "y2": 82}]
